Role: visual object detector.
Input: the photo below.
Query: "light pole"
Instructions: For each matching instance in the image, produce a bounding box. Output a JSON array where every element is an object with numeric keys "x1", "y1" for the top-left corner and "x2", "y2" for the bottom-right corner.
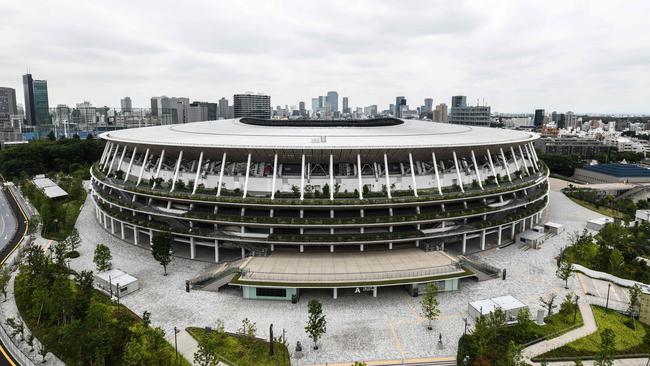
[
  {"x1": 174, "y1": 326, "x2": 180, "y2": 363},
  {"x1": 605, "y1": 283, "x2": 611, "y2": 312},
  {"x1": 463, "y1": 318, "x2": 468, "y2": 335}
]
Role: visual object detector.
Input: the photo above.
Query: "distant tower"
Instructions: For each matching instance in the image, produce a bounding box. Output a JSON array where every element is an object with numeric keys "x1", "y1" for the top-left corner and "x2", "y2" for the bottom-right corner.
[
  {"x1": 342, "y1": 97, "x2": 349, "y2": 114},
  {"x1": 23, "y1": 74, "x2": 50, "y2": 126},
  {"x1": 326, "y1": 91, "x2": 339, "y2": 113},
  {"x1": 120, "y1": 97, "x2": 132, "y2": 112},
  {"x1": 534, "y1": 109, "x2": 545, "y2": 128},
  {"x1": 233, "y1": 93, "x2": 271, "y2": 119},
  {"x1": 395, "y1": 96, "x2": 406, "y2": 117}
]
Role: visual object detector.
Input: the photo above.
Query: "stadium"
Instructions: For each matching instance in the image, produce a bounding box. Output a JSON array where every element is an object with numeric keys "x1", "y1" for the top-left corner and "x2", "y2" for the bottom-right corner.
[{"x1": 90, "y1": 118, "x2": 548, "y2": 299}]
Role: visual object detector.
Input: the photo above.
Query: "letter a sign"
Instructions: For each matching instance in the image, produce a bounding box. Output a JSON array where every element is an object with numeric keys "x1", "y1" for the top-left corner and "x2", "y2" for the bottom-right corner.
[{"x1": 355, "y1": 287, "x2": 361, "y2": 294}]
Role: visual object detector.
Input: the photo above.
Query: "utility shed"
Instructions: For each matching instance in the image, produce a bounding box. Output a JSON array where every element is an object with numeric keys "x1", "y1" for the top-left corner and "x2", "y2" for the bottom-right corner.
[
  {"x1": 516, "y1": 230, "x2": 545, "y2": 249},
  {"x1": 468, "y1": 295, "x2": 528, "y2": 324},
  {"x1": 32, "y1": 176, "x2": 68, "y2": 199},
  {"x1": 544, "y1": 222, "x2": 564, "y2": 235},
  {"x1": 94, "y1": 269, "x2": 139, "y2": 297},
  {"x1": 586, "y1": 217, "x2": 614, "y2": 231}
]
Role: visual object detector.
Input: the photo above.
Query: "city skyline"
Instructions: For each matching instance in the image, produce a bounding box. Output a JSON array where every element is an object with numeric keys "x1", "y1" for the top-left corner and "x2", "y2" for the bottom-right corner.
[{"x1": 2, "y1": 1, "x2": 650, "y2": 114}]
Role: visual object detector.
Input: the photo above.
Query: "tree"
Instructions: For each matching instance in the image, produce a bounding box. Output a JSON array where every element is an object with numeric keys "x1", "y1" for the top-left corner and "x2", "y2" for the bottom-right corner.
[
  {"x1": 628, "y1": 284, "x2": 642, "y2": 329},
  {"x1": 305, "y1": 299, "x2": 327, "y2": 350},
  {"x1": 123, "y1": 321, "x2": 174, "y2": 366},
  {"x1": 540, "y1": 293, "x2": 558, "y2": 316},
  {"x1": 52, "y1": 239, "x2": 69, "y2": 266},
  {"x1": 93, "y1": 244, "x2": 112, "y2": 272},
  {"x1": 193, "y1": 333, "x2": 219, "y2": 366},
  {"x1": 556, "y1": 260, "x2": 574, "y2": 289},
  {"x1": 151, "y1": 232, "x2": 174, "y2": 275},
  {"x1": 595, "y1": 328, "x2": 615, "y2": 366},
  {"x1": 420, "y1": 283, "x2": 440, "y2": 330},
  {"x1": 66, "y1": 228, "x2": 82, "y2": 252},
  {"x1": 0, "y1": 265, "x2": 10, "y2": 301}
]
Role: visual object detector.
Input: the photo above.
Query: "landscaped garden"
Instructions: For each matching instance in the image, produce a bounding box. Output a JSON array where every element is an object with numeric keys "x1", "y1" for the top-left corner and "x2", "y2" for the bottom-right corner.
[{"x1": 539, "y1": 305, "x2": 650, "y2": 360}]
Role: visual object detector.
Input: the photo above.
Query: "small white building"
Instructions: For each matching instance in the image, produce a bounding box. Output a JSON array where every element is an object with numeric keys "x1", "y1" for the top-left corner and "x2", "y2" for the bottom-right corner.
[
  {"x1": 468, "y1": 295, "x2": 528, "y2": 324},
  {"x1": 94, "y1": 269, "x2": 139, "y2": 297},
  {"x1": 635, "y1": 209, "x2": 650, "y2": 224},
  {"x1": 586, "y1": 217, "x2": 614, "y2": 231},
  {"x1": 516, "y1": 230, "x2": 545, "y2": 249},
  {"x1": 544, "y1": 222, "x2": 565, "y2": 235}
]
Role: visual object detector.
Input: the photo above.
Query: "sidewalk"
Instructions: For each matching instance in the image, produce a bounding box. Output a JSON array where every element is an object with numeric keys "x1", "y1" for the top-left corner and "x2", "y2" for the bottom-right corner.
[
  {"x1": 522, "y1": 303, "x2": 597, "y2": 362},
  {"x1": 173, "y1": 329, "x2": 198, "y2": 366}
]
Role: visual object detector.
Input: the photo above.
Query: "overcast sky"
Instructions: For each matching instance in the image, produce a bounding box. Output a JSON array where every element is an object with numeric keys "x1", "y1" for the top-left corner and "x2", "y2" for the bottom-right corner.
[{"x1": 2, "y1": 0, "x2": 650, "y2": 114}]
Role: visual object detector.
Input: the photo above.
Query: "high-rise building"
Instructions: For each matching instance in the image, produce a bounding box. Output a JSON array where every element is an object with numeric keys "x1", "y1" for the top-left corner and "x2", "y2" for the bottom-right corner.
[
  {"x1": 188, "y1": 101, "x2": 218, "y2": 122},
  {"x1": 120, "y1": 97, "x2": 132, "y2": 113},
  {"x1": 451, "y1": 96, "x2": 467, "y2": 108},
  {"x1": 0, "y1": 87, "x2": 17, "y2": 127},
  {"x1": 218, "y1": 97, "x2": 230, "y2": 119},
  {"x1": 423, "y1": 98, "x2": 434, "y2": 113},
  {"x1": 311, "y1": 98, "x2": 319, "y2": 115},
  {"x1": 395, "y1": 96, "x2": 406, "y2": 117},
  {"x1": 534, "y1": 109, "x2": 545, "y2": 128},
  {"x1": 565, "y1": 111, "x2": 577, "y2": 130},
  {"x1": 449, "y1": 97, "x2": 490, "y2": 126},
  {"x1": 326, "y1": 91, "x2": 339, "y2": 113},
  {"x1": 233, "y1": 93, "x2": 271, "y2": 119},
  {"x1": 433, "y1": 103, "x2": 448, "y2": 123},
  {"x1": 76, "y1": 101, "x2": 96, "y2": 130},
  {"x1": 150, "y1": 96, "x2": 189, "y2": 123},
  {"x1": 342, "y1": 97, "x2": 349, "y2": 114},
  {"x1": 23, "y1": 74, "x2": 50, "y2": 126},
  {"x1": 298, "y1": 101, "x2": 306, "y2": 116}
]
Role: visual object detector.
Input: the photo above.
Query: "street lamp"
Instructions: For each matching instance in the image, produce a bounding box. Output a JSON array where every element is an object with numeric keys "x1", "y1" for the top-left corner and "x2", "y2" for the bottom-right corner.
[
  {"x1": 174, "y1": 326, "x2": 180, "y2": 363},
  {"x1": 605, "y1": 283, "x2": 611, "y2": 312},
  {"x1": 463, "y1": 317, "x2": 468, "y2": 335}
]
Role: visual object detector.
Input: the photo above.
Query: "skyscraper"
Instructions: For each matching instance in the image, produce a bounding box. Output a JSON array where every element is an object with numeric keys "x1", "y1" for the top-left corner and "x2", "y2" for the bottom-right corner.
[
  {"x1": 534, "y1": 109, "x2": 545, "y2": 128},
  {"x1": 298, "y1": 101, "x2": 306, "y2": 116},
  {"x1": 395, "y1": 96, "x2": 406, "y2": 117},
  {"x1": 0, "y1": 87, "x2": 17, "y2": 127},
  {"x1": 23, "y1": 74, "x2": 50, "y2": 126},
  {"x1": 233, "y1": 93, "x2": 271, "y2": 119},
  {"x1": 451, "y1": 96, "x2": 467, "y2": 108},
  {"x1": 311, "y1": 98, "x2": 319, "y2": 115},
  {"x1": 433, "y1": 103, "x2": 448, "y2": 123},
  {"x1": 342, "y1": 97, "x2": 349, "y2": 114},
  {"x1": 120, "y1": 97, "x2": 132, "y2": 112},
  {"x1": 326, "y1": 91, "x2": 339, "y2": 112},
  {"x1": 423, "y1": 98, "x2": 434, "y2": 113},
  {"x1": 219, "y1": 97, "x2": 230, "y2": 119}
]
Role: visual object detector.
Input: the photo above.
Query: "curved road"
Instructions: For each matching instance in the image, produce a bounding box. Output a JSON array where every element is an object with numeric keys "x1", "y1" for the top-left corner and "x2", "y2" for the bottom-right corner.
[{"x1": 0, "y1": 184, "x2": 26, "y2": 366}]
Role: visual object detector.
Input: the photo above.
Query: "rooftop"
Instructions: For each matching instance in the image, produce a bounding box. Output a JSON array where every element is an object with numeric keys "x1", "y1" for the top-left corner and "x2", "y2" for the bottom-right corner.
[
  {"x1": 579, "y1": 163, "x2": 650, "y2": 178},
  {"x1": 31, "y1": 177, "x2": 68, "y2": 199},
  {"x1": 99, "y1": 118, "x2": 538, "y2": 151}
]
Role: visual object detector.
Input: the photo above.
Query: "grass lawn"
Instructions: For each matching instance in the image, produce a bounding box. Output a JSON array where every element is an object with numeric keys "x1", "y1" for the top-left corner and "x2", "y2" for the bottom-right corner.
[
  {"x1": 187, "y1": 327, "x2": 291, "y2": 366},
  {"x1": 541, "y1": 305, "x2": 650, "y2": 358},
  {"x1": 566, "y1": 197, "x2": 625, "y2": 219},
  {"x1": 530, "y1": 309, "x2": 584, "y2": 339}
]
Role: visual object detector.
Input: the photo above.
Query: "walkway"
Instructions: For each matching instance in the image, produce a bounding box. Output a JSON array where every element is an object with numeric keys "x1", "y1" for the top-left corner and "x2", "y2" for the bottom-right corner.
[
  {"x1": 522, "y1": 303, "x2": 597, "y2": 362},
  {"x1": 172, "y1": 330, "x2": 198, "y2": 366}
]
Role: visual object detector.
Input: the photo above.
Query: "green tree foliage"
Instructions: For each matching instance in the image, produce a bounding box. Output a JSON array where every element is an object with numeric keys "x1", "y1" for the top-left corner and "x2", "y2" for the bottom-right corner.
[
  {"x1": 123, "y1": 316, "x2": 176, "y2": 366},
  {"x1": 93, "y1": 243, "x2": 112, "y2": 272},
  {"x1": 556, "y1": 260, "x2": 574, "y2": 289},
  {"x1": 14, "y1": 244, "x2": 185, "y2": 365},
  {"x1": 0, "y1": 265, "x2": 10, "y2": 301},
  {"x1": 0, "y1": 138, "x2": 105, "y2": 180},
  {"x1": 540, "y1": 294, "x2": 558, "y2": 316},
  {"x1": 595, "y1": 328, "x2": 616, "y2": 366},
  {"x1": 628, "y1": 284, "x2": 642, "y2": 329},
  {"x1": 151, "y1": 232, "x2": 174, "y2": 275},
  {"x1": 193, "y1": 333, "x2": 220, "y2": 366},
  {"x1": 305, "y1": 299, "x2": 327, "y2": 350},
  {"x1": 420, "y1": 283, "x2": 440, "y2": 330},
  {"x1": 536, "y1": 152, "x2": 583, "y2": 176}
]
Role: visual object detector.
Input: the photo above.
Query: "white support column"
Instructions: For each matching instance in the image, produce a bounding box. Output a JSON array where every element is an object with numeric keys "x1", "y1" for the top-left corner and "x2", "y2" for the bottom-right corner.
[
  {"x1": 499, "y1": 147, "x2": 513, "y2": 182},
  {"x1": 300, "y1": 153, "x2": 306, "y2": 200},
  {"x1": 170, "y1": 150, "x2": 184, "y2": 192},
  {"x1": 271, "y1": 153, "x2": 278, "y2": 199},
  {"x1": 136, "y1": 148, "x2": 150, "y2": 186},
  {"x1": 190, "y1": 237, "x2": 196, "y2": 259},
  {"x1": 452, "y1": 151, "x2": 465, "y2": 192},
  {"x1": 333, "y1": 287, "x2": 338, "y2": 299},
  {"x1": 124, "y1": 146, "x2": 137, "y2": 183},
  {"x1": 480, "y1": 229, "x2": 486, "y2": 250},
  {"x1": 470, "y1": 150, "x2": 484, "y2": 190},
  {"x1": 329, "y1": 154, "x2": 335, "y2": 200},
  {"x1": 383, "y1": 153, "x2": 392, "y2": 199},
  {"x1": 216, "y1": 152, "x2": 226, "y2": 196},
  {"x1": 242, "y1": 153, "x2": 252, "y2": 198},
  {"x1": 486, "y1": 149, "x2": 499, "y2": 186},
  {"x1": 107, "y1": 144, "x2": 120, "y2": 174},
  {"x1": 530, "y1": 142, "x2": 541, "y2": 166},
  {"x1": 120, "y1": 222, "x2": 125, "y2": 240},
  {"x1": 462, "y1": 233, "x2": 467, "y2": 254},
  {"x1": 133, "y1": 227, "x2": 138, "y2": 246},
  {"x1": 117, "y1": 145, "x2": 127, "y2": 173},
  {"x1": 102, "y1": 143, "x2": 114, "y2": 170},
  {"x1": 330, "y1": 245, "x2": 334, "y2": 253},
  {"x1": 497, "y1": 226, "x2": 502, "y2": 245},
  {"x1": 357, "y1": 153, "x2": 364, "y2": 199},
  {"x1": 152, "y1": 148, "x2": 165, "y2": 188},
  {"x1": 360, "y1": 244, "x2": 364, "y2": 252},
  {"x1": 432, "y1": 152, "x2": 443, "y2": 195},
  {"x1": 99, "y1": 142, "x2": 110, "y2": 166},
  {"x1": 110, "y1": 218, "x2": 115, "y2": 234},
  {"x1": 192, "y1": 151, "x2": 204, "y2": 195},
  {"x1": 373, "y1": 286, "x2": 377, "y2": 298},
  {"x1": 511, "y1": 222, "x2": 516, "y2": 239},
  {"x1": 300, "y1": 244, "x2": 304, "y2": 253},
  {"x1": 408, "y1": 152, "x2": 418, "y2": 196},
  {"x1": 241, "y1": 247, "x2": 245, "y2": 259},
  {"x1": 214, "y1": 240, "x2": 220, "y2": 262},
  {"x1": 518, "y1": 145, "x2": 530, "y2": 175},
  {"x1": 509, "y1": 146, "x2": 520, "y2": 172},
  {"x1": 524, "y1": 144, "x2": 538, "y2": 172}
]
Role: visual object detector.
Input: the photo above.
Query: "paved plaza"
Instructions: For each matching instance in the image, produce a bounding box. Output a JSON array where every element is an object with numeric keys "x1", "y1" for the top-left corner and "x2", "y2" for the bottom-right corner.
[
  {"x1": 69, "y1": 178, "x2": 624, "y2": 365},
  {"x1": 241, "y1": 249, "x2": 462, "y2": 283}
]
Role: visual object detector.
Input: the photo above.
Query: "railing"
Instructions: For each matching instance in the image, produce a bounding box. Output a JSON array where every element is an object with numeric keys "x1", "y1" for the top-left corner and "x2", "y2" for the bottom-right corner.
[{"x1": 239, "y1": 263, "x2": 463, "y2": 283}]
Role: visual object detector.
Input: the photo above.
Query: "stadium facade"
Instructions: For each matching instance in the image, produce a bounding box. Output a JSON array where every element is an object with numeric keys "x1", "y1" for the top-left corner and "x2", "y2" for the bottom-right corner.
[{"x1": 90, "y1": 117, "x2": 548, "y2": 263}]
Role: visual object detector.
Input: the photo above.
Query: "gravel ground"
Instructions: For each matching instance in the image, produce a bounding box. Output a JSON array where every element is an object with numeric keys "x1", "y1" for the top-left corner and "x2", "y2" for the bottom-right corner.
[{"x1": 69, "y1": 178, "x2": 614, "y2": 365}]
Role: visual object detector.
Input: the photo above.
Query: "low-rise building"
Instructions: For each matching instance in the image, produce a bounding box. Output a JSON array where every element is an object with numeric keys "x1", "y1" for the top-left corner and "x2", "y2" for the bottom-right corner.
[
  {"x1": 574, "y1": 163, "x2": 650, "y2": 184},
  {"x1": 468, "y1": 295, "x2": 528, "y2": 323},
  {"x1": 586, "y1": 217, "x2": 614, "y2": 231},
  {"x1": 534, "y1": 137, "x2": 611, "y2": 159},
  {"x1": 94, "y1": 268, "x2": 139, "y2": 297}
]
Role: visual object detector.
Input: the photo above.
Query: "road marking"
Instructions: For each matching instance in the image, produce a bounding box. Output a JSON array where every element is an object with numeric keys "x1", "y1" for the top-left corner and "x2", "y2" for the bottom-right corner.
[
  {"x1": 588, "y1": 277, "x2": 602, "y2": 297},
  {"x1": 609, "y1": 284, "x2": 622, "y2": 302},
  {"x1": 577, "y1": 273, "x2": 588, "y2": 295}
]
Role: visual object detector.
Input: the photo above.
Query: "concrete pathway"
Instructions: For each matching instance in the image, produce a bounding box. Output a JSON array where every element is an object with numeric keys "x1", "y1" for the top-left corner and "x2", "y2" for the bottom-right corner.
[
  {"x1": 173, "y1": 329, "x2": 198, "y2": 366},
  {"x1": 522, "y1": 303, "x2": 597, "y2": 362}
]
